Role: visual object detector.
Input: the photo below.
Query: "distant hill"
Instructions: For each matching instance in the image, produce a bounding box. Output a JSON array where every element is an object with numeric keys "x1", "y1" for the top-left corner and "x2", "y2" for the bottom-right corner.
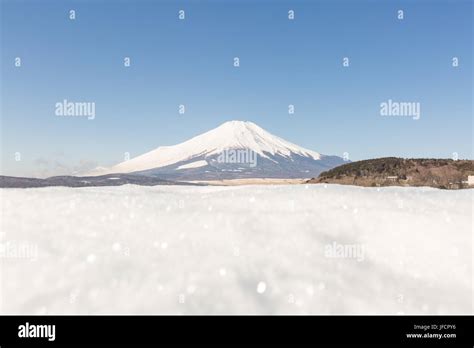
[
  {"x1": 307, "y1": 158, "x2": 474, "y2": 189},
  {"x1": 0, "y1": 174, "x2": 201, "y2": 188}
]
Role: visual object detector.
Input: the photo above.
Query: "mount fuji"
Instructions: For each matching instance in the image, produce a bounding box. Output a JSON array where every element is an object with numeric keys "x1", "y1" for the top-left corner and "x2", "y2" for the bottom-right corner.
[{"x1": 88, "y1": 121, "x2": 346, "y2": 181}]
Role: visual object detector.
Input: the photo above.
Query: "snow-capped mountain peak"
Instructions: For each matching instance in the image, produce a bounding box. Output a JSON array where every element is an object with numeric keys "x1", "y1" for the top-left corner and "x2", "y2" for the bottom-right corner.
[
  {"x1": 188, "y1": 120, "x2": 321, "y2": 159},
  {"x1": 87, "y1": 120, "x2": 344, "y2": 179}
]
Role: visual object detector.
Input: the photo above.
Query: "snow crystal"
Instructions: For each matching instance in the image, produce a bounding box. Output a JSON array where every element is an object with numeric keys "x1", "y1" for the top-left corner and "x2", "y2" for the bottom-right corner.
[
  {"x1": 257, "y1": 282, "x2": 267, "y2": 294},
  {"x1": 86, "y1": 254, "x2": 96, "y2": 264}
]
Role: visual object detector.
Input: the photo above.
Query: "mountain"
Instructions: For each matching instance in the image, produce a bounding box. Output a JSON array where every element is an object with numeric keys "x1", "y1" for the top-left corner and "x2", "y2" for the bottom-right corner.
[
  {"x1": 307, "y1": 157, "x2": 474, "y2": 189},
  {"x1": 88, "y1": 120, "x2": 346, "y2": 181}
]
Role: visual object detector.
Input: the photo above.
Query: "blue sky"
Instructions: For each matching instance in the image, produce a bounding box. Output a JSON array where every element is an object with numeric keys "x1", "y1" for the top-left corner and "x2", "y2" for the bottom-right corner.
[{"x1": 1, "y1": 0, "x2": 472, "y2": 177}]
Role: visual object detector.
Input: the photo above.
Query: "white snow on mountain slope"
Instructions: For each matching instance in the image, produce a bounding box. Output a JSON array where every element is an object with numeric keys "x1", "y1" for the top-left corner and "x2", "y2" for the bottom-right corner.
[
  {"x1": 1, "y1": 184, "x2": 471, "y2": 314},
  {"x1": 176, "y1": 160, "x2": 208, "y2": 170},
  {"x1": 89, "y1": 121, "x2": 323, "y2": 175}
]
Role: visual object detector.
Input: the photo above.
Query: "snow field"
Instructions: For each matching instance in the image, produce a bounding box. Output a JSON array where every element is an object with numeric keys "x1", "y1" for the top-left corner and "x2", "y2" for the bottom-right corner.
[{"x1": 0, "y1": 184, "x2": 472, "y2": 314}]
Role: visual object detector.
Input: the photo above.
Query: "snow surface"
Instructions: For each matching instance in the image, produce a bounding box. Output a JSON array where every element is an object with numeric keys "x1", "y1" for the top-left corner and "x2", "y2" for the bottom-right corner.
[
  {"x1": 176, "y1": 160, "x2": 208, "y2": 170},
  {"x1": 0, "y1": 184, "x2": 472, "y2": 314},
  {"x1": 88, "y1": 121, "x2": 323, "y2": 175}
]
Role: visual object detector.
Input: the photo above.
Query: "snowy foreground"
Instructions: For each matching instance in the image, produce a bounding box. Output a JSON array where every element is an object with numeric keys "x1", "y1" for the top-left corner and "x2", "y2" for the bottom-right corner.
[{"x1": 0, "y1": 184, "x2": 472, "y2": 314}]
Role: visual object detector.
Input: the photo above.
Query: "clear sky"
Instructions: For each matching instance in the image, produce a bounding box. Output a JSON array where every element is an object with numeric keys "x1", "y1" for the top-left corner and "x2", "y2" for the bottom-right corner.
[{"x1": 1, "y1": 0, "x2": 472, "y2": 177}]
